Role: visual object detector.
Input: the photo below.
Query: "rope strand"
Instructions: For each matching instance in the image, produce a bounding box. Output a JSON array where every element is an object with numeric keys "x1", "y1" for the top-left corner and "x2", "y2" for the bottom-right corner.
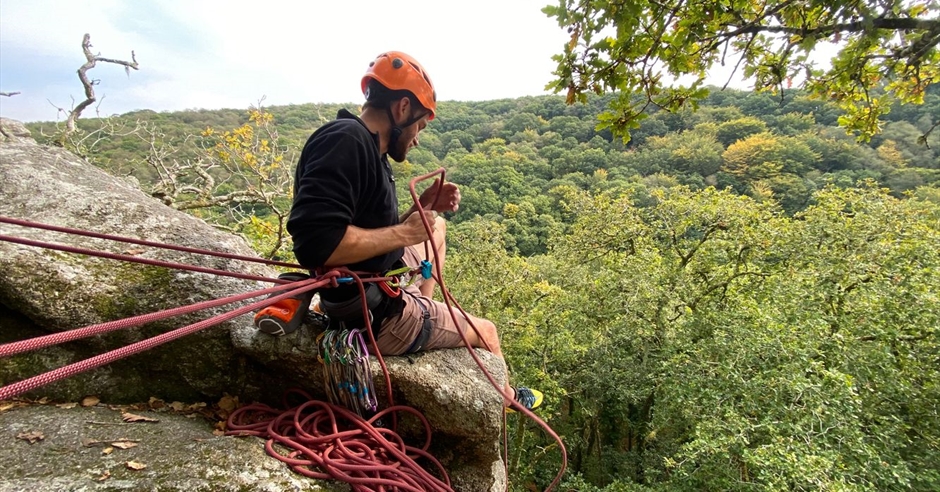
[
  {"x1": 0, "y1": 279, "x2": 325, "y2": 401},
  {"x1": 407, "y1": 168, "x2": 568, "y2": 491},
  {"x1": 0, "y1": 233, "x2": 288, "y2": 284},
  {"x1": 0, "y1": 215, "x2": 302, "y2": 269},
  {"x1": 0, "y1": 278, "x2": 331, "y2": 358}
]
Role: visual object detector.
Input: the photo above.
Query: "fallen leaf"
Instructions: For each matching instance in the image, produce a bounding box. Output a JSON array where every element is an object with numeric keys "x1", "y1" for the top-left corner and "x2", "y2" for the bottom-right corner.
[
  {"x1": 102, "y1": 447, "x2": 114, "y2": 455},
  {"x1": 96, "y1": 470, "x2": 111, "y2": 481},
  {"x1": 188, "y1": 402, "x2": 207, "y2": 411},
  {"x1": 16, "y1": 430, "x2": 45, "y2": 444},
  {"x1": 0, "y1": 402, "x2": 16, "y2": 412},
  {"x1": 37, "y1": 397, "x2": 50, "y2": 404},
  {"x1": 111, "y1": 440, "x2": 138, "y2": 450},
  {"x1": 56, "y1": 402, "x2": 78, "y2": 409},
  {"x1": 122, "y1": 412, "x2": 159, "y2": 423},
  {"x1": 124, "y1": 248, "x2": 146, "y2": 255},
  {"x1": 212, "y1": 429, "x2": 225, "y2": 436},
  {"x1": 217, "y1": 395, "x2": 238, "y2": 413},
  {"x1": 125, "y1": 460, "x2": 147, "y2": 471},
  {"x1": 148, "y1": 397, "x2": 165, "y2": 410},
  {"x1": 81, "y1": 396, "x2": 100, "y2": 407},
  {"x1": 168, "y1": 401, "x2": 186, "y2": 412}
]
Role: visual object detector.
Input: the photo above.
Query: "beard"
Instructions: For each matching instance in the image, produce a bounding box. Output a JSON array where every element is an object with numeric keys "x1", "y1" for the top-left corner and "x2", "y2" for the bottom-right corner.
[{"x1": 387, "y1": 134, "x2": 410, "y2": 162}]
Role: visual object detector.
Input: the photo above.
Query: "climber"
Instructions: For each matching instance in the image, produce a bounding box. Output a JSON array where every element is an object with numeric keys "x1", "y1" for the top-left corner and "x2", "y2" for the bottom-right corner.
[{"x1": 274, "y1": 51, "x2": 541, "y2": 412}]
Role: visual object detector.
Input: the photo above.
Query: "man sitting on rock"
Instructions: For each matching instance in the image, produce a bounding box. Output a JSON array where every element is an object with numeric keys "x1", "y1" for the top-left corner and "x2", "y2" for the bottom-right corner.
[{"x1": 279, "y1": 51, "x2": 541, "y2": 412}]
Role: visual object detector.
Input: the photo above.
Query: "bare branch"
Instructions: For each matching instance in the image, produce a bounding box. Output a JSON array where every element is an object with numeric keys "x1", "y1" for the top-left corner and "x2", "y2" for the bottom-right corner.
[
  {"x1": 918, "y1": 121, "x2": 938, "y2": 150},
  {"x1": 65, "y1": 33, "x2": 139, "y2": 135},
  {"x1": 0, "y1": 91, "x2": 21, "y2": 97}
]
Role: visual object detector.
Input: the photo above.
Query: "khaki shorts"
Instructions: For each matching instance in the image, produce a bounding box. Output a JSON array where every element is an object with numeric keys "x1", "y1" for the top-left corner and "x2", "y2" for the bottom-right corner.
[{"x1": 374, "y1": 245, "x2": 471, "y2": 355}]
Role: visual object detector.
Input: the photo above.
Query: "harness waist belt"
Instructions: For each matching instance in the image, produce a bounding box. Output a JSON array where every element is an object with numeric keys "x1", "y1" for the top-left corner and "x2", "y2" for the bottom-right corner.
[{"x1": 319, "y1": 283, "x2": 384, "y2": 322}]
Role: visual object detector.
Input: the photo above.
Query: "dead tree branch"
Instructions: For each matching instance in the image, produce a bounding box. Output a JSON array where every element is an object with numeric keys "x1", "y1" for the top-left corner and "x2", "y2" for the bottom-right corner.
[
  {"x1": 0, "y1": 91, "x2": 21, "y2": 97},
  {"x1": 65, "y1": 33, "x2": 139, "y2": 135}
]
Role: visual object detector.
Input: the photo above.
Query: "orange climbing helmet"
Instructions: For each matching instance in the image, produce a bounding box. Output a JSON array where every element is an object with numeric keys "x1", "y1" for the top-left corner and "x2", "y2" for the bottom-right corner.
[{"x1": 361, "y1": 51, "x2": 436, "y2": 120}]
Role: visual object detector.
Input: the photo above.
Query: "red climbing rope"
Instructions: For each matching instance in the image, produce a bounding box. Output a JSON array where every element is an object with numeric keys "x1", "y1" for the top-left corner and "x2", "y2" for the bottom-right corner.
[
  {"x1": 0, "y1": 278, "x2": 326, "y2": 401},
  {"x1": 228, "y1": 389, "x2": 451, "y2": 492},
  {"x1": 0, "y1": 278, "x2": 330, "y2": 358},
  {"x1": 405, "y1": 169, "x2": 568, "y2": 491},
  {"x1": 0, "y1": 166, "x2": 568, "y2": 490},
  {"x1": 0, "y1": 233, "x2": 287, "y2": 284},
  {"x1": 0, "y1": 215, "x2": 459, "y2": 487},
  {"x1": 0, "y1": 216, "x2": 302, "y2": 269}
]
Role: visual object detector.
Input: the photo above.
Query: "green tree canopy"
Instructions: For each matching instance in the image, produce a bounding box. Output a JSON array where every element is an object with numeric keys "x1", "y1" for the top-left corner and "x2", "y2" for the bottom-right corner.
[{"x1": 544, "y1": 0, "x2": 939, "y2": 142}]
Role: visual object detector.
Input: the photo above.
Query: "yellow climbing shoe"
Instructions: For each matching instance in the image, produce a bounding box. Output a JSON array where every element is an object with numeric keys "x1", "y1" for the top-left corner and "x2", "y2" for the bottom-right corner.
[{"x1": 507, "y1": 387, "x2": 543, "y2": 413}]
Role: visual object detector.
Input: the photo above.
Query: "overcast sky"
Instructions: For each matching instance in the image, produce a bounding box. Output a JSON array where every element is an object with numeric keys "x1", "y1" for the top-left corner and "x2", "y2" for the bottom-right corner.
[{"x1": 0, "y1": 0, "x2": 576, "y2": 122}]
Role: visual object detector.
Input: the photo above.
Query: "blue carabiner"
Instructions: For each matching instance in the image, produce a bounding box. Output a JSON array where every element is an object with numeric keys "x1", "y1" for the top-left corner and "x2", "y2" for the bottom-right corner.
[{"x1": 420, "y1": 260, "x2": 432, "y2": 279}]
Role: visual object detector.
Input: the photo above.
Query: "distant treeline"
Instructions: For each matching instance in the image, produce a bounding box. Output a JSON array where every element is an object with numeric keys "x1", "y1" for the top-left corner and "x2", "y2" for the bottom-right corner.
[{"x1": 28, "y1": 86, "x2": 939, "y2": 256}]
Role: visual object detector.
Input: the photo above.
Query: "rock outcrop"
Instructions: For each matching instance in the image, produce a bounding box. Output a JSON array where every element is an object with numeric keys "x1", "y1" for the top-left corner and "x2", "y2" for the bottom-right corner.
[
  {"x1": 0, "y1": 403, "x2": 349, "y2": 492},
  {"x1": 0, "y1": 118, "x2": 507, "y2": 491}
]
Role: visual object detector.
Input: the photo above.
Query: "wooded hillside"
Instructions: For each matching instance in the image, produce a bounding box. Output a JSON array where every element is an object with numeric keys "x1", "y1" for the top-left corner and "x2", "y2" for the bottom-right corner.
[
  {"x1": 24, "y1": 86, "x2": 940, "y2": 491},
  {"x1": 28, "y1": 86, "x2": 939, "y2": 257}
]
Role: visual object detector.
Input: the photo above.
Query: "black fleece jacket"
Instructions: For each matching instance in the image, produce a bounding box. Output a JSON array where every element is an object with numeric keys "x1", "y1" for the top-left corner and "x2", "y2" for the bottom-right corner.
[{"x1": 286, "y1": 109, "x2": 403, "y2": 302}]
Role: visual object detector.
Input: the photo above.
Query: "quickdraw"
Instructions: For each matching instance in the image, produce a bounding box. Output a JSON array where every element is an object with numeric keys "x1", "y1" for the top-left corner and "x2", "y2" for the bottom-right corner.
[
  {"x1": 317, "y1": 324, "x2": 377, "y2": 417},
  {"x1": 383, "y1": 261, "x2": 431, "y2": 288}
]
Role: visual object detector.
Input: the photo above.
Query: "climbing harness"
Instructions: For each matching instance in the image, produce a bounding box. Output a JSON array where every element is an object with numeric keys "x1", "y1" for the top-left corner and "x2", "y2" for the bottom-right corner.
[{"x1": 0, "y1": 167, "x2": 569, "y2": 491}]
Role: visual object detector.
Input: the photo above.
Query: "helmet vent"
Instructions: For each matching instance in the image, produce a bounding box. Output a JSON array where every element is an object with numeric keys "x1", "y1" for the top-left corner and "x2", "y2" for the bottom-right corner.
[{"x1": 392, "y1": 58, "x2": 403, "y2": 69}]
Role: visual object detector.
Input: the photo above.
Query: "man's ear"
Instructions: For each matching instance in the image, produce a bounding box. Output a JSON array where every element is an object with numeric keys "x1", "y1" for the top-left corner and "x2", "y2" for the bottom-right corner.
[{"x1": 392, "y1": 96, "x2": 412, "y2": 124}]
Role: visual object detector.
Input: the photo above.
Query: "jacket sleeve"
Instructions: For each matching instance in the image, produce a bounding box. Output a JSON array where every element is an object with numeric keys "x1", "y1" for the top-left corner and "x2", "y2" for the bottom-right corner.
[{"x1": 287, "y1": 128, "x2": 368, "y2": 269}]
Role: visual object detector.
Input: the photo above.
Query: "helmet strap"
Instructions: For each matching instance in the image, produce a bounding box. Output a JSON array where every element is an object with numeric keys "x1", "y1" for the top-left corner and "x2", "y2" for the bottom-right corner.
[
  {"x1": 386, "y1": 107, "x2": 404, "y2": 154},
  {"x1": 385, "y1": 104, "x2": 425, "y2": 154}
]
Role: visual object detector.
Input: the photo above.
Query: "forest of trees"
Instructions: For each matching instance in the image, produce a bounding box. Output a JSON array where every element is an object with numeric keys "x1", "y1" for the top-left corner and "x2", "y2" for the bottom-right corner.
[
  {"x1": 32, "y1": 85, "x2": 939, "y2": 258},
  {"x1": 26, "y1": 84, "x2": 940, "y2": 490}
]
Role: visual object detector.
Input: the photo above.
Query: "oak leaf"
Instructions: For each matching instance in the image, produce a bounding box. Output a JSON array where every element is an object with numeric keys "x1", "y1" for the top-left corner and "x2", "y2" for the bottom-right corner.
[
  {"x1": 16, "y1": 430, "x2": 45, "y2": 444},
  {"x1": 122, "y1": 412, "x2": 159, "y2": 423}
]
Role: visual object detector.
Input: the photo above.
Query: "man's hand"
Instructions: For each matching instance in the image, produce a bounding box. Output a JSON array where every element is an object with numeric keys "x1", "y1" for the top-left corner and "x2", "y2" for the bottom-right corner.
[
  {"x1": 401, "y1": 210, "x2": 437, "y2": 245},
  {"x1": 419, "y1": 179, "x2": 460, "y2": 213}
]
